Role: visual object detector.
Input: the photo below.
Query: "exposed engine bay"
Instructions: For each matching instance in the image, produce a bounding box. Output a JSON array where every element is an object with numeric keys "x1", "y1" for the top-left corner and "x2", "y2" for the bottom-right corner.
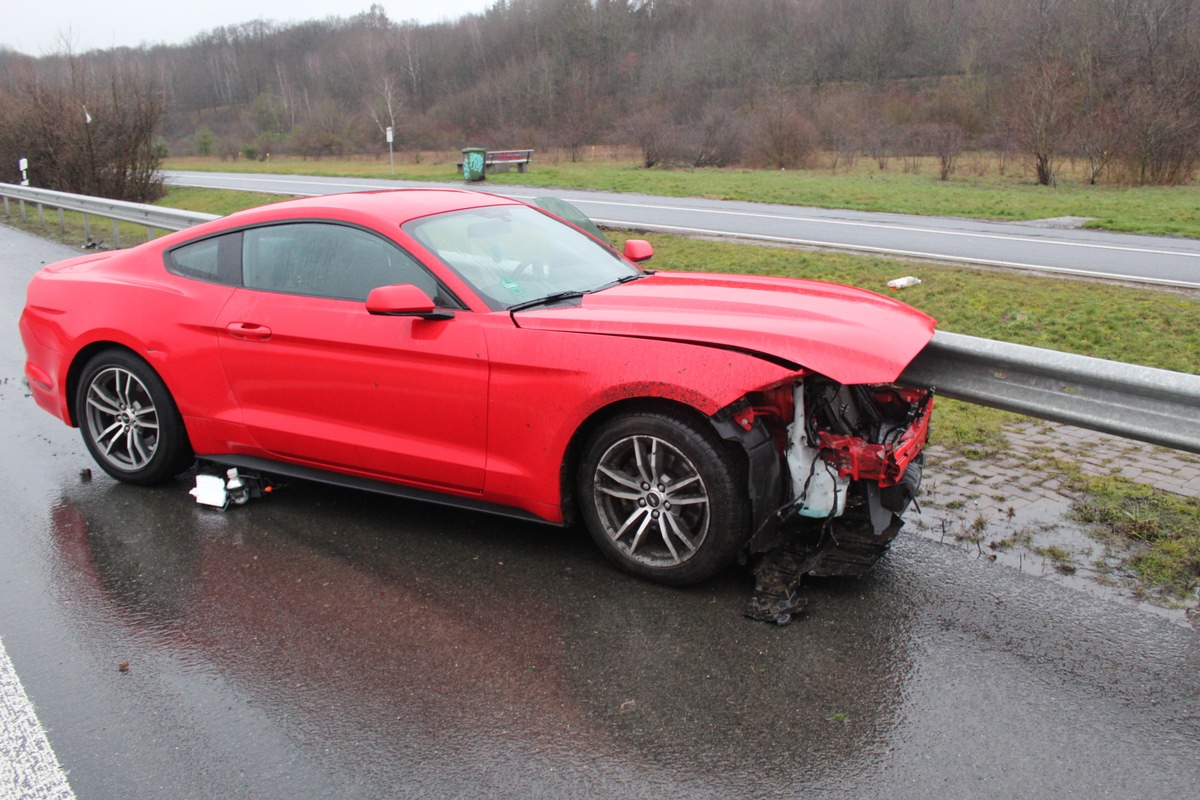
[{"x1": 724, "y1": 378, "x2": 933, "y2": 624}]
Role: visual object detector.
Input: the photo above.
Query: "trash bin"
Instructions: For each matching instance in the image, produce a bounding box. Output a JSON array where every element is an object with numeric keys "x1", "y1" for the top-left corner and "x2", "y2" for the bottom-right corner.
[{"x1": 461, "y1": 147, "x2": 487, "y2": 182}]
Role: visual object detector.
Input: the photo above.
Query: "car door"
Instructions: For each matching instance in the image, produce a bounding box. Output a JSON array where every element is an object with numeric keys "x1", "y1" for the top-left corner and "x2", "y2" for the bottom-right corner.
[{"x1": 215, "y1": 221, "x2": 489, "y2": 492}]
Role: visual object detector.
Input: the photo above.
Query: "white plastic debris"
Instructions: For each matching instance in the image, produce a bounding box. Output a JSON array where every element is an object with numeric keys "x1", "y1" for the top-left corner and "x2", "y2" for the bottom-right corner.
[
  {"x1": 190, "y1": 473, "x2": 229, "y2": 508},
  {"x1": 886, "y1": 276, "x2": 922, "y2": 289}
]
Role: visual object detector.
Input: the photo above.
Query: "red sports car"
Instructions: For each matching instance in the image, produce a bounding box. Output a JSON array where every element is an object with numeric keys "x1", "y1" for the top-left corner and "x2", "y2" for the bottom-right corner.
[{"x1": 21, "y1": 189, "x2": 934, "y2": 596}]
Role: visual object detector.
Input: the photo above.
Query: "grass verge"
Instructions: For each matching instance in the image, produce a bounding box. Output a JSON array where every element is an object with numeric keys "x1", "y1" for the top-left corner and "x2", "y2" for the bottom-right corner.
[
  {"x1": 1067, "y1": 469, "x2": 1200, "y2": 599},
  {"x1": 165, "y1": 154, "x2": 1200, "y2": 238}
]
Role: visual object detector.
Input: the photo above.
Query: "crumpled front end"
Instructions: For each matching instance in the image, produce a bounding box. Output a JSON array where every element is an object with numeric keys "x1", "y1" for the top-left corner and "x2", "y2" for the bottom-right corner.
[{"x1": 719, "y1": 376, "x2": 933, "y2": 624}]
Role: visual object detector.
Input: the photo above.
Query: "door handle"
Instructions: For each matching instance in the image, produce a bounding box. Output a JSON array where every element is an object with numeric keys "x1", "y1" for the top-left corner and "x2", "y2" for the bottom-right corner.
[{"x1": 225, "y1": 322, "x2": 272, "y2": 341}]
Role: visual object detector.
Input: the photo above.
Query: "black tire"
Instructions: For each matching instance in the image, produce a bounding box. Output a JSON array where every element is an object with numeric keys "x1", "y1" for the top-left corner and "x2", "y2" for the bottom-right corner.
[
  {"x1": 75, "y1": 350, "x2": 194, "y2": 485},
  {"x1": 577, "y1": 411, "x2": 748, "y2": 585}
]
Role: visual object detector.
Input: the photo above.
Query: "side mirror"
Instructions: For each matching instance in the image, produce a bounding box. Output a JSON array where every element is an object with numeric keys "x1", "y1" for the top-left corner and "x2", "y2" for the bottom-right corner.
[
  {"x1": 366, "y1": 284, "x2": 454, "y2": 320},
  {"x1": 623, "y1": 239, "x2": 654, "y2": 263}
]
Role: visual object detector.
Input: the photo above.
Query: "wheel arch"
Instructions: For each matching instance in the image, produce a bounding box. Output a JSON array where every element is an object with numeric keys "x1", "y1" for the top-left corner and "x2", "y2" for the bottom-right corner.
[
  {"x1": 558, "y1": 396, "x2": 749, "y2": 529},
  {"x1": 66, "y1": 342, "x2": 164, "y2": 428}
]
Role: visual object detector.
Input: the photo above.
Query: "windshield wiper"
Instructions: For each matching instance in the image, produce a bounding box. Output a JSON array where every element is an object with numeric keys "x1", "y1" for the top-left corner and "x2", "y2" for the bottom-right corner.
[{"x1": 507, "y1": 290, "x2": 586, "y2": 313}]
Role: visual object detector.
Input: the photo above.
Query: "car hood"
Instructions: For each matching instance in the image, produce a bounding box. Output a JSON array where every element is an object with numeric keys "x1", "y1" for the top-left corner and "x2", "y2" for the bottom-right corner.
[{"x1": 512, "y1": 271, "x2": 936, "y2": 385}]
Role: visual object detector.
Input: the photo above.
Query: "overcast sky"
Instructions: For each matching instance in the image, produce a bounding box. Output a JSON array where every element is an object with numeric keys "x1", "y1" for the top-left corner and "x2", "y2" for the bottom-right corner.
[{"x1": 2, "y1": 1, "x2": 495, "y2": 56}]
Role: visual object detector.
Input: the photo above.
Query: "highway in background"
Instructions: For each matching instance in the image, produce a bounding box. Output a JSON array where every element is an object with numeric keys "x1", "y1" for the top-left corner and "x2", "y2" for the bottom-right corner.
[{"x1": 165, "y1": 169, "x2": 1200, "y2": 289}]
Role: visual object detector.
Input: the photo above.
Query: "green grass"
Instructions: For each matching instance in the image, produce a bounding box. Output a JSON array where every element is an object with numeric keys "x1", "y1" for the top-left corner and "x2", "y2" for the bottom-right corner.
[
  {"x1": 605, "y1": 231, "x2": 1200, "y2": 374},
  {"x1": 165, "y1": 154, "x2": 1200, "y2": 238},
  {"x1": 1069, "y1": 472, "x2": 1200, "y2": 598},
  {"x1": 160, "y1": 186, "x2": 289, "y2": 216},
  {"x1": 0, "y1": 187, "x2": 287, "y2": 251}
]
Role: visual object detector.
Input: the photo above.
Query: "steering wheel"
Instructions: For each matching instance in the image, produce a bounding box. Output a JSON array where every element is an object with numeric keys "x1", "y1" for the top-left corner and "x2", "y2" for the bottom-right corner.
[{"x1": 510, "y1": 259, "x2": 545, "y2": 280}]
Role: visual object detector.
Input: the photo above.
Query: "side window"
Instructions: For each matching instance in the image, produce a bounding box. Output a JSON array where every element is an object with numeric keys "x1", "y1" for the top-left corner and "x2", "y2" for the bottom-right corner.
[
  {"x1": 242, "y1": 223, "x2": 441, "y2": 303},
  {"x1": 167, "y1": 233, "x2": 240, "y2": 285}
]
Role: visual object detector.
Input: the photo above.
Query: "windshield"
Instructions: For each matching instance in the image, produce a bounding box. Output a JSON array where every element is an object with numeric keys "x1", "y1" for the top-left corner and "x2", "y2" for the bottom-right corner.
[{"x1": 403, "y1": 205, "x2": 641, "y2": 310}]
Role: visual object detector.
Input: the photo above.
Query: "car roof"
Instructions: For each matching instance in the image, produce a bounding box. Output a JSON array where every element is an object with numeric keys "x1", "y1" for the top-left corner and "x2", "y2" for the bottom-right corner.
[{"x1": 224, "y1": 188, "x2": 520, "y2": 227}]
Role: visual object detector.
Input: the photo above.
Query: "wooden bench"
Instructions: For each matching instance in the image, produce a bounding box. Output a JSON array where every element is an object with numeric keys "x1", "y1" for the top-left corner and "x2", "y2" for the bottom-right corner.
[{"x1": 456, "y1": 149, "x2": 534, "y2": 175}]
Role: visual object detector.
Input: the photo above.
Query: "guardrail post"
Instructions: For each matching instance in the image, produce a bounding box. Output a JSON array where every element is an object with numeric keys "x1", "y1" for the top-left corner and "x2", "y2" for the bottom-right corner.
[
  {"x1": 111, "y1": 219, "x2": 120, "y2": 249},
  {"x1": 37, "y1": 203, "x2": 45, "y2": 225},
  {"x1": 19, "y1": 199, "x2": 26, "y2": 221},
  {"x1": 146, "y1": 226, "x2": 154, "y2": 241},
  {"x1": 83, "y1": 212, "x2": 91, "y2": 244},
  {"x1": 3, "y1": 196, "x2": 9, "y2": 216},
  {"x1": 57, "y1": 208, "x2": 65, "y2": 233}
]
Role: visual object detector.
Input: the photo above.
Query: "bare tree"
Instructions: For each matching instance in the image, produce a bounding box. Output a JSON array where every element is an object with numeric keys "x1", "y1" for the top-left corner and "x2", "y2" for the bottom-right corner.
[
  {"x1": 1007, "y1": 57, "x2": 1078, "y2": 185},
  {"x1": 0, "y1": 52, "x2": 166, "y2": 201}
]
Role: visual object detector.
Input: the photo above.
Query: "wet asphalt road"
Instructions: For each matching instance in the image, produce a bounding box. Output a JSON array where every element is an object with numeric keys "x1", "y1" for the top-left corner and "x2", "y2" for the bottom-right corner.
[
  {"x1": 2, "y1": 223, "x2": 1199, "y2": 799},
  {"x1": 164, "y1": 169, "x2": 1200, "y2": 288}
]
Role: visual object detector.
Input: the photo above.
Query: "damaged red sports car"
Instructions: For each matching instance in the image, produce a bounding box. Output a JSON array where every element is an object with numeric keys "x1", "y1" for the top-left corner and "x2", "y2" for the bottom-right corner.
[{"x1": 20, "y1": 189, "x2": 934, "y2": 605}]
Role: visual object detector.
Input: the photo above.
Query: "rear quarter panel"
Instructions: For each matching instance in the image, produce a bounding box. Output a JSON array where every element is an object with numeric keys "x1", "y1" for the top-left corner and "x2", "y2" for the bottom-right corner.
[{"x1": 21, "y1": 246, "x2": 241, "y2": 449}]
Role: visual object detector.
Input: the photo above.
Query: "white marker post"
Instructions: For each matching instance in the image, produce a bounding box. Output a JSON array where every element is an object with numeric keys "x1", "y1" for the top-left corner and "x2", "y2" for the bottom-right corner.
[
  {"x1": 386, "y1": 126, "x2": 394, "y2": 175},
  {"x1": 18, "y1": 157, "x2": 29, "y2": 186}
]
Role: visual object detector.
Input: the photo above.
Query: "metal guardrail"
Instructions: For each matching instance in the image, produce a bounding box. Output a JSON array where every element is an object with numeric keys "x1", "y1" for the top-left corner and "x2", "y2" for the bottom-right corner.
[
  {"x1": 4, "y1": 182, "x2": 1199, "y2": 456},
  {"x1": 899, "y1": 332, "x2": 1200, "y2": 455},
  {"x1": 0, "y1": 182, "x2": 215, "y2": 247}
]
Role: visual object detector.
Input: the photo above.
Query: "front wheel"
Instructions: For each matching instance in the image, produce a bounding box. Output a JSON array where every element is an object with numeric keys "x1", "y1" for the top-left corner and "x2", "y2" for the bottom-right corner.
[
  {"x1": 577, "y1": 411, "x2": 748, "y2": 585},
  {"x1": 75, "y1": 350, "x2": 194, "y2": 485}
]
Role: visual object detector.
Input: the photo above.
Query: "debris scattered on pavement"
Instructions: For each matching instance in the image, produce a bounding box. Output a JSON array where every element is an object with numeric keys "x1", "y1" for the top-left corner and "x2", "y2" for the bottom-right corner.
[{"x1": 189, "y1": 466, "x2": 273, "y2": 510}]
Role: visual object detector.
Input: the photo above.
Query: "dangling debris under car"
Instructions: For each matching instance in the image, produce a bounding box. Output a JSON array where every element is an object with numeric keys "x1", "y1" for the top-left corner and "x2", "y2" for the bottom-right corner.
[
  {"x1": 743, "y1": 380, "x2": 932, "y2": 625},
  {"x1": 189, "y1": 466, "x2": 273, "y2": 510}
]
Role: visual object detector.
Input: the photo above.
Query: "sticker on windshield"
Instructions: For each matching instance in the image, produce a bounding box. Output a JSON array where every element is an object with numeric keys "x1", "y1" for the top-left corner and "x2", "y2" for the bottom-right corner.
[{"x1": 500, "y1": 278, "x2": 525, "y2": 296}]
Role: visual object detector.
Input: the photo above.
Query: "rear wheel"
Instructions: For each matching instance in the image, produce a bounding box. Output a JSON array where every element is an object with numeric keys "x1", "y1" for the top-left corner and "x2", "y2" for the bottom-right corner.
[
  {"x1": 578, "y1": 411, "x2": 747, "y2": 585},
  {"x1": 76, "y1": 350, "x2": 194, "y2": 485}
]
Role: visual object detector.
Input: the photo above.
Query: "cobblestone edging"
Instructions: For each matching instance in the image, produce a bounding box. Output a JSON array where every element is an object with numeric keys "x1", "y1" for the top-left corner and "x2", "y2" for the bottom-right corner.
[{"x1": 912, "y1": 420, "x2": 1200, "y2": 625}]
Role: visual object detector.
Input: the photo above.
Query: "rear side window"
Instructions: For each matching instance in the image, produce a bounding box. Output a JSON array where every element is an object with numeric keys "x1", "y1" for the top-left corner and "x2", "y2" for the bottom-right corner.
[
  {"x1": 167, "y1": 233, "x2": 241, "y2": 285},
  {"x1": 242, "y1": 222, "x2": 442, "y2": 303}
]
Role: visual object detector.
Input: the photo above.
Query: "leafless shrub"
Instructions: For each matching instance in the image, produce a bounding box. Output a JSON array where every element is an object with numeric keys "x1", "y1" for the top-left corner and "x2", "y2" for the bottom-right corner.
[
  {"x1": 684, "y1": 102, "x2": 745, "y2": 168},
  {"x1": 0, "y1": 55, "x2": 166, "y2": 201},
  {"x1": 746, "y1": 100, "x2": 818, "y2": 170},
  {"x1": 926, "y1": 122, "x2": 965, "y2": 180},
  {"x1": 1005, "y1": 58, "x2": 1078, "y2": 186},
  {"x1": 629, "y1": 107, "x2": 678, "y2": 168},
  {"x1": 1113, "y1": 81, "x2": 1200, "y2": 185}
]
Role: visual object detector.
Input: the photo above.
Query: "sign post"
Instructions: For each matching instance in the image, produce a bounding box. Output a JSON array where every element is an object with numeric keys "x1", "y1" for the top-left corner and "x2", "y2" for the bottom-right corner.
[{"x1": 386, "y1": 126, "x2": 394, "y2": 175}]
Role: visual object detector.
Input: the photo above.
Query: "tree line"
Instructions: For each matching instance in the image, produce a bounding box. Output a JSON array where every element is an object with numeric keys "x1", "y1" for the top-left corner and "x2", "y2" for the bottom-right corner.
[{"x1": 2, "y1": 0, "x2": 1199, "y2": 200}]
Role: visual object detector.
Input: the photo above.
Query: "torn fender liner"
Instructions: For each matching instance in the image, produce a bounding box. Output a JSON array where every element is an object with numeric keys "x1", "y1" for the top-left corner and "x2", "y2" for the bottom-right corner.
[
  {"x1": 745, "y1": 485, "x2": 909, "y2": 625},
  {"x1": 742, "y1": 380, "x2": 931, "y2": 625}
]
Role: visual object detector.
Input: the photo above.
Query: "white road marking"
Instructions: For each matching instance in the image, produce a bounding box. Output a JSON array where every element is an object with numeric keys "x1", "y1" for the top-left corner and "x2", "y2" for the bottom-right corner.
[
  {"x1": 171, "y1": 173, "x2": 1200, "y2": 261},
  {"x1": 0, "y1": 637, "x2": 76, "y2": 800},
  {"x1": 166, "y1": 173, "x2": 1200, "y2": 287},
  {"x1": 564, "y1": 198, "x2": 1200, "y2": 260},
  {"x1": 582, "y1": 219, "x2": 1200, "y2": 289}
]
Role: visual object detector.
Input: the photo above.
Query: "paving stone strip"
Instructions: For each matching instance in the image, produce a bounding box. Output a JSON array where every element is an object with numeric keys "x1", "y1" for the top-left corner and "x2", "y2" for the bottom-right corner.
[{"x1": 913, "y1": 419, "x2": 1199, "y2": 624}]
